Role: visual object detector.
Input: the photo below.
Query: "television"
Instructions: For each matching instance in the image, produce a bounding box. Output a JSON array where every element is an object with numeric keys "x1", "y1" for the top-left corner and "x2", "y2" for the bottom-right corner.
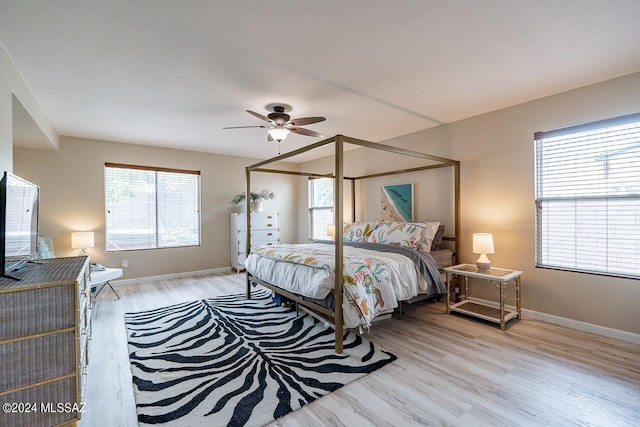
[{"x1": 0, "y1": 172, "x2": 39, "y2": 279}]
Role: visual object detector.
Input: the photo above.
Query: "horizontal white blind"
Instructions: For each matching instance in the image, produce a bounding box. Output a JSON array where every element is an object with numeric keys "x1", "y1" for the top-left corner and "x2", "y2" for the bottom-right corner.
[
  {"x1": 309, "y1": 177, "x2": 333, "y2": 240},
  {"x1": 535, "y1": 113, "x2": 640, "y2": 278},
  {"x1": 105, "y1": 164, "x2": 200, "y2": 251}
]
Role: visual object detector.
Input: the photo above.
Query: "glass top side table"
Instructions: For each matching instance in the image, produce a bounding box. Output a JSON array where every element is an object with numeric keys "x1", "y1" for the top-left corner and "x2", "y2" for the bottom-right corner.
[{"x1": 443, "y1": 264, "x2": 523, "y2": 329}]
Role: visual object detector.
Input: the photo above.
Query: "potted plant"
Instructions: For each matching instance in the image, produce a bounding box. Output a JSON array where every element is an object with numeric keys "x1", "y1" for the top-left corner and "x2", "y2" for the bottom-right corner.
[{"x1": 230, "y1": 189, "x2": 275, "y2": 213}]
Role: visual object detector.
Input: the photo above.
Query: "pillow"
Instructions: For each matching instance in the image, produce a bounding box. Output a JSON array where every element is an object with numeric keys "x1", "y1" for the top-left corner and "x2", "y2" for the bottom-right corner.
[
  {"x1": 416, "y1": 222, "x2": 441, "y2": 252},
  {"x1": 430, "y1": 224, "x2": 446, "y2": 251},
  {"x1": 343, "y1": 221, "x2": 379, "y2": 242},
  {"x1": 36, "y1": 236, "x2": 55, "y2": 259},
  {"x1": 367, "y1": 221, "x2": 429, "y2": 250}
]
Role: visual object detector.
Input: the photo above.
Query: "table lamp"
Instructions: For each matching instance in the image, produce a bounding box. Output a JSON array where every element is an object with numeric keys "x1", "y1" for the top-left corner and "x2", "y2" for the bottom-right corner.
[
  {"x1": 326, "y1": 224, "x2": 335, "y2": 240},
  {"x1": 473, "y1": 232, "x2": 494, "y2": 270},
  {"x1": 71, "y1": 231, "x2": 95, "y2": 256}
]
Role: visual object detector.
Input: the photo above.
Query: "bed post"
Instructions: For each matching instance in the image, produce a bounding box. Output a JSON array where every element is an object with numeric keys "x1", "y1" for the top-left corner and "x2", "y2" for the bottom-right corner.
[
  {"x1": 246, "y1": 167, "x2": 252, "y2": 299},
  {"x1": 350, "y1": 179, "x2": 356, "y2": 222},
  {"x1": 334, "y1": 135, "x2": 344, "y2": 354},
  {"x1": 454, "y1": 162, "x2": 460, "y2": 263}
]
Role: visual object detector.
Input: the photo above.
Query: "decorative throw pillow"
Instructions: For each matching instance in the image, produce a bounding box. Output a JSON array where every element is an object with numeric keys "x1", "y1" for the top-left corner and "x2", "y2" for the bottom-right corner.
[
  {"x1": 430, "y1": 224, "x2": 446, "y2": 251},
  {"x1": 367, "y1": 221, "x2": 429, "y2": 250},
  {"x1": 343, "y1": 221, "x2": 379, "y2": 242},
  {"x1": 416, "y1": 222, "x2": 441, "y2": 252},
  {"x1": 36, "y1": 236, "x2": 55, "y2": 259}
]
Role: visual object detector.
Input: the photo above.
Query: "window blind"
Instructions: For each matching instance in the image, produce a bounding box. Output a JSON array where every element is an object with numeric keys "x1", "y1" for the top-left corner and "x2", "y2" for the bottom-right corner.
[
  {"x1": 308, "y1": 177, "x2": 334, "y2": 240},
  {"x1": 105, "y1": 164, "x2": 201, "y2": 251},
  {"x1": 535, "y1": 112, "x2": 640, "y2": 279}
]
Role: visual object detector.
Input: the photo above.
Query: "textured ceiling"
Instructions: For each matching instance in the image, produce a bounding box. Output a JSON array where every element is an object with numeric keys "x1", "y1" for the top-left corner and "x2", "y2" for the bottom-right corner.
[{"x1": 2, "y1": 0, "x2": 640, "y2": 161}]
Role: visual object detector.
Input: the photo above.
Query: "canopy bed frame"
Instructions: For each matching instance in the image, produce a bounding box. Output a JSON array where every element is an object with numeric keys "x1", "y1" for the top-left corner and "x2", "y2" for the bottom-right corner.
[{"x1": 245, "y1": 134, "x2": 460, "y2": 353}]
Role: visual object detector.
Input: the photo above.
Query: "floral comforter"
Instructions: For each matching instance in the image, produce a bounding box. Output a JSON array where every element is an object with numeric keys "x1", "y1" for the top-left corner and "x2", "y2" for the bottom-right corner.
[{"x1": 250, "y1": 244, "x2": 401, "y2": 329}]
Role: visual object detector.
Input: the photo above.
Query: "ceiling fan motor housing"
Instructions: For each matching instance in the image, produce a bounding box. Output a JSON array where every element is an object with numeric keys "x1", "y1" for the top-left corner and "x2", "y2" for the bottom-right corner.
[{"x1": 267, "y1": 106, "x2": 290, "y2": 125}]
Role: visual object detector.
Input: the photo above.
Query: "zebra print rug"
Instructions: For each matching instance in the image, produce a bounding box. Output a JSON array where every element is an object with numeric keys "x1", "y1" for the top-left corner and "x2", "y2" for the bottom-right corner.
[{"x1": 125, "y1": 290, "x2": 396, "y2": 426}]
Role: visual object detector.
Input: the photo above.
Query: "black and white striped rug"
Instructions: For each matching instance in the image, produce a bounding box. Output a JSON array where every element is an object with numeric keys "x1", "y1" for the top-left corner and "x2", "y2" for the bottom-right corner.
[{"x1": 125, "y1": 290, "x2": 396, "y2": 426}]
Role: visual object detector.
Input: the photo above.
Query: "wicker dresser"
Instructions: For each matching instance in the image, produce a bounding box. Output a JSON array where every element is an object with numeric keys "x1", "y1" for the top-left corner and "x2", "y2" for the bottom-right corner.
[{"x1": 0, "y1": 256, "x2": 91, "y2": 427}]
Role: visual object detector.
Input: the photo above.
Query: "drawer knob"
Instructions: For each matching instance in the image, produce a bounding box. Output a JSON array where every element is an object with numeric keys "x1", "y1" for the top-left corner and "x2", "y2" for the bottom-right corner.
[
  {"x1": 266, "y1": 223, "x2": 272, "y2": 227},
  {"x1": 267, "y1": 233, "x2": 272, "y2": 236}
]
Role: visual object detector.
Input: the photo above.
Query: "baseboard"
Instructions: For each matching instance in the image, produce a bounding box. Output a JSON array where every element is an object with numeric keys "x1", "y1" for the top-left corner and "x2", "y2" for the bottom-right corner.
[
  {"x1": 112, "y1": 266, "x2": 233, "y2": 286},
  {"x1": 468, "y1": 297, "x2": 640, "y2": 345}
]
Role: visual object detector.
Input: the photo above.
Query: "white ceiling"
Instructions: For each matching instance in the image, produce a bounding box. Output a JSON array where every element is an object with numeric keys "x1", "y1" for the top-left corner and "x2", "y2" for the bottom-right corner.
[{"x1": 2, "y1": 0, "x2": 640, "y2": 162}]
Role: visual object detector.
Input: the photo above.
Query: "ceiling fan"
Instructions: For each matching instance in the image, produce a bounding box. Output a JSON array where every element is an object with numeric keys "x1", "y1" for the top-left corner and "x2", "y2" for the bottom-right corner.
[{"x1": 223, "y1": 104, "x2": 326, "y2": 143}]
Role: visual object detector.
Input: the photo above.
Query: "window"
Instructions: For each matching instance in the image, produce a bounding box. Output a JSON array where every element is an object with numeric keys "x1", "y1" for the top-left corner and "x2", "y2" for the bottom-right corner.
[
  {"x1": 535, "y1": 112, "x2": 640, "y2": 279},
  {"x1": 308, "y1": 177, "x2": 333, "y2": 240},
  {"x1": 105, "y1": 163, "x2": 201, "y2": 251}
]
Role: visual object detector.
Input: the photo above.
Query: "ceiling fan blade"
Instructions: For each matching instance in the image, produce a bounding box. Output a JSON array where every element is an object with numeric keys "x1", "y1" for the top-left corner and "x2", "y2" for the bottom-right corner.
[
  {"x1": 288, "y1": 116, "x2": 326, "y2": 126},
  {"x1": 222, "y1": 125, "x2": 267, "y2": 129},
  {"x1": 246, "y1": 110, "x2": 271, "y2": 122},
  {"x1": 288, "y1": 126, "x2": 325, "y2": 138}
]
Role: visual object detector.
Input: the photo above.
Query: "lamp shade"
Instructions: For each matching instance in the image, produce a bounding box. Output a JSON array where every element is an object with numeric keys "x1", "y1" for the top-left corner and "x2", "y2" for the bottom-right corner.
[
  {"x1": 472, "y1": 232, "x2": 494, "y2": 254},
  {"x1": 326, "y1": 224, "x2": 335, "y2": 238},
  {"x1": 267, "y1": 128, "x2": 291, "y2": 142},
  {"x1": 71, "y1": 231, "x2": 95, "y2": 249}
]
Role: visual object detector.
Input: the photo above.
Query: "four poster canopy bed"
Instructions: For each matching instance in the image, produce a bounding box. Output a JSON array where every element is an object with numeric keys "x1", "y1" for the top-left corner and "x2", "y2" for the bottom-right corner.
[{"x1": 244, "y1": 135, "x2": 460, "y2": 353}]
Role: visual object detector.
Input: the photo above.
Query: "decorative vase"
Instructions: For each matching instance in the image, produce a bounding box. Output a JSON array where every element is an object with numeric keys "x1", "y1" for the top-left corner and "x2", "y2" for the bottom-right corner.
[{"x1": 250, "y1": 201, "x2": 264, "y2": 213}]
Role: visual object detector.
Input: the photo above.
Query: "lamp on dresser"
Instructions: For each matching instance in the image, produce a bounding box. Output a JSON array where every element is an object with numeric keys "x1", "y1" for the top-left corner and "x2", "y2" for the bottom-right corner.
[{"x1": 71, "y1": 231, "x2": 94, "y2": 256}]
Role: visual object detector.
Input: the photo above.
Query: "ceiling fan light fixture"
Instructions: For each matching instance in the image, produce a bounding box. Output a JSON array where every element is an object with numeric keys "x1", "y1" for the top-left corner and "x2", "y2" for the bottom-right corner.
[{"x1": 267, "y1": 127, "x2": 291, "y2": 142}]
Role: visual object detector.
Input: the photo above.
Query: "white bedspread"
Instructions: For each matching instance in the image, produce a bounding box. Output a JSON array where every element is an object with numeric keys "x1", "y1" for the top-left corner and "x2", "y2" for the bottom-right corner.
[{"x1": 245, "y1": 243, "x2": 429, "y2": 328}]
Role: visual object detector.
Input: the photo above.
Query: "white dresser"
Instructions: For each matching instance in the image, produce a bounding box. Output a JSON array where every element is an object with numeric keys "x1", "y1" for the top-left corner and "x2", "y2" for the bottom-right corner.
[{"x1": 230, "y1": 212, "x2": 280, "y2": 272}]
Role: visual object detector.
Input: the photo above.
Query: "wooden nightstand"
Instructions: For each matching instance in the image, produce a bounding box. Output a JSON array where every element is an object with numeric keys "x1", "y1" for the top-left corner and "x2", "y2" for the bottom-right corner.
[{"x1": 443, "y1": 264, "x2": 523, "y2": 329}]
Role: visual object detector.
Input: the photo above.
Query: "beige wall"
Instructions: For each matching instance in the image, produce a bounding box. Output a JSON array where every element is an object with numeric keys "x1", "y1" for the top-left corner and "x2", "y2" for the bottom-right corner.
[
  {"x1": 297, "y1": 143, "x2": 455, "y2": 245},
  {"x1": 14, "y1": 136, "x2": 299, "y2": 279},
  {"x1": 9, "y1": 59, "x2": 639, "y2": 335},
  {"x1": 304, "y1": 72, "x2": 640, "y2": 335}
]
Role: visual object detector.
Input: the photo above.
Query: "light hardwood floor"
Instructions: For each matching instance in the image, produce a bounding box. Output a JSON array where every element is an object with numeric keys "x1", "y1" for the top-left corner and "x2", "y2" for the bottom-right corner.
[{"x1": 80, "y1": 271, "x2": 640, "y2": 426}]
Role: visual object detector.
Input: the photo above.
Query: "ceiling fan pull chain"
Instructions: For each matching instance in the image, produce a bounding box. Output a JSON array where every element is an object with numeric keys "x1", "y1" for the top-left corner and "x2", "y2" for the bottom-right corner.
[{"x1": 278, "y1": 140, "x2": 281, "y2": 155}]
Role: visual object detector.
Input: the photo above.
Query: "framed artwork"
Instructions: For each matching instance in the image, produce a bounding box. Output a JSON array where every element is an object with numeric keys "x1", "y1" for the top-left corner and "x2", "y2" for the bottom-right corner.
[{"x1": 380, "y1": 183, "x2": 414, "y2": 222}]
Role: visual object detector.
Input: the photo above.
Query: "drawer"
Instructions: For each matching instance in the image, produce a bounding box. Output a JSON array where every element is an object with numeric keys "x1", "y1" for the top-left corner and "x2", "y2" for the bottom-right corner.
[
  {"x1": 0, "y1": 285, "x2": 75, "y2": 340},
  {"x1": 80, "y1": 330, "x2": 90, "y2": 367},
  {"x1": 0, "y1": 377, "x2": 78, "y2": 427},
  {"x1": 237, "y1": 234, "x2": 280, "y2": 248},
  {"x1": 0, "y1": 331, "x2": 76, "y2": 391},
  {"x1": 79, "y1": 287, "x2": 90, "y2": 317},
  {"x1": 235, "y1": 252, "x2": 247, "y2": 266},
  {"x1": 251, "y1": 240, "x2": 279, "y2": 249},
  {"x1": 233, "y1": 214, "x2": 279, "y2": 231},
  {"x1": 251, "y1": 214, "x2": 279, "y2": 230},
  {"x1": 251, "y1": 229, "x2": 279, "y2": 241}
]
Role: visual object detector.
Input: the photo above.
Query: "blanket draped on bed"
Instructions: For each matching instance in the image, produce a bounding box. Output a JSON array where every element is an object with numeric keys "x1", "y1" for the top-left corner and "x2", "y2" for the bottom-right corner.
[
  {"x1": 332, "y1": 241, "x2": 444, "y2": 287},
  {"x1": 251, "y1": 241, "x2": 445, "y2": 329}
]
